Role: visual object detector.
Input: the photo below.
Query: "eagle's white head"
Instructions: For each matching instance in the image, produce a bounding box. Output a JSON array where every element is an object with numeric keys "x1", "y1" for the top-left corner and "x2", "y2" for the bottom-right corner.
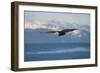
[
  {"x1": 54, "y1": 32, "x2": 59, "y2": 35},
  {"x1": 72, "y1": 29, "x2": 81, "y2": 37},
  {"x1": 73, "y1": 29, "x2": 80, "y2": 34}
]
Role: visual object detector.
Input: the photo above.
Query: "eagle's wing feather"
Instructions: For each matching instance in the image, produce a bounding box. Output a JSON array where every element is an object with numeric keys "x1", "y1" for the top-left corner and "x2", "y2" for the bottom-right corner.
[
  {"x1": 40, "y1": 31, "x2": 59, "y2": 33},
  {"x1": 62, "y1": 29, "x2": 78, "y2": 33}
]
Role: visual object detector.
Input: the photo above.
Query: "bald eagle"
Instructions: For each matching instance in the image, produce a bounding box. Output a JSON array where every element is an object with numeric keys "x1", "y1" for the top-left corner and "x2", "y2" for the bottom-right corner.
[{"x1": 40, "y1": 29, "x2": 79, "y2": 36}]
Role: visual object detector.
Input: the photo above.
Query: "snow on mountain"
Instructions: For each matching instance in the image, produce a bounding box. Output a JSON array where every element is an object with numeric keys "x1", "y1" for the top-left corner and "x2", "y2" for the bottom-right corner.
[{"x1": 25, "y1": 20, "x2": 90, "y2": 32}]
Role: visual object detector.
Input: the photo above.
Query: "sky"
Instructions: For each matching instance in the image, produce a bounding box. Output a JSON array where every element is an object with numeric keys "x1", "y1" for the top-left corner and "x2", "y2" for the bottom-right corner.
[{"x1": 24, "y1": 11, "x2": 90, "y2": 26}]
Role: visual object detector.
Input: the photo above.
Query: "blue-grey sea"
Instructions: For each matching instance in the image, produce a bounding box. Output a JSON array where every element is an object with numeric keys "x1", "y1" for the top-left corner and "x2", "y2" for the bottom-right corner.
[{"x1": 24, "y1": 43, "x2": 90, "y2": 61}]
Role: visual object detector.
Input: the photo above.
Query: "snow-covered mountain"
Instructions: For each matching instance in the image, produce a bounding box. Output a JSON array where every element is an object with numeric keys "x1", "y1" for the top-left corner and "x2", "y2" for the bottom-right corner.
[
  {"x1": 25, "y1": 20, "x2": 90, "y2": 32},
  {"x1": 24, "y1": 20, "x2": 90, "y2": 44}
]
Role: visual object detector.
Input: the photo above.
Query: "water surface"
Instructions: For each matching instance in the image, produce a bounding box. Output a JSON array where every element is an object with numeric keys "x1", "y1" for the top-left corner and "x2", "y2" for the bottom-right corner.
[{"x1": 24, "y1": 43, "x2": 90, "y2": 61}]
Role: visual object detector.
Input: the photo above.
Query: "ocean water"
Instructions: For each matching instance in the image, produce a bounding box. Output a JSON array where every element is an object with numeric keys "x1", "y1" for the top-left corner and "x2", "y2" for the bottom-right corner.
[{"x1": 24, "y1": 43, "x2": 90, "y2": 62}]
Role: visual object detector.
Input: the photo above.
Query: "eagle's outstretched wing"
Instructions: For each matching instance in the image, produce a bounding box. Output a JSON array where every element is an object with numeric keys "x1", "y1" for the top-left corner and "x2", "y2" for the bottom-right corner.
[
  {"x1": 40, "y1": 29, "x2": 79, "y2": 36},
  {"x1": 61, "y1": 29, "x2": 78, "y2": 32},
  {"x1": 40, "y1": 31, "x2": 59, "y2": 33},
  {"x1": 40, "y1": 31, "x2": 60, "y2": 36}
]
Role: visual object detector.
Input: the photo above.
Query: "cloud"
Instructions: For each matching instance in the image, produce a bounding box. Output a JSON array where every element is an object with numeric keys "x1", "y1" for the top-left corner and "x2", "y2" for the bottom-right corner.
[
  {"x1": 25, "y1": 21, "x2": 48, "y2": 29},
  {"x1": 25, "y1": 21, "x2": 63, "y2": 31}
]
